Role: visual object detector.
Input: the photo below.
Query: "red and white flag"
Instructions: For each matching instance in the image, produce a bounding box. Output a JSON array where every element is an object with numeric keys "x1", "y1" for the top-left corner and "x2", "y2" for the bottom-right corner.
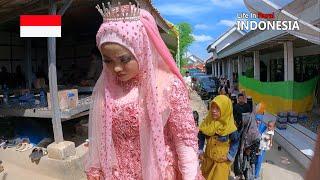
[{"x1": 20, "y1": 15, "x2": 61, "y2": 37}]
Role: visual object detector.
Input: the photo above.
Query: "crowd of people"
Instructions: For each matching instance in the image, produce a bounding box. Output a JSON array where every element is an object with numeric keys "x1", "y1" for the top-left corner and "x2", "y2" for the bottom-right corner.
[
  {"x1": 186, "y1": 74, "x2": 276, "y2": 180},
  {"x1": 195, "y1": 93, "x2": 275, "y2": 180},
  {"x1": 81, "y1": 3, "x2": 320, "y2": 180}
]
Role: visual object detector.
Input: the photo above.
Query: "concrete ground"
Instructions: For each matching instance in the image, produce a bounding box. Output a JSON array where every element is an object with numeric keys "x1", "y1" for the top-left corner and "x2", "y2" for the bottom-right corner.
[
  {"x1": 0, "y1": 91, "x2": 307, "y2": 180},
  {"x1": 0, "y1": 161, "x2": 59, "y2": 180},
  {"x1": 260, "y1": 140, "x2": 305, "y2": 180},
  {"x1": 190, "y1": 91, "x2": 208, "y2": 124},
  {"x1": 0, "y1": 143, "x2": 87, "y2": 180},
  {"x1": 228, "y1": 141, "x2": 306, "y2": 180}
]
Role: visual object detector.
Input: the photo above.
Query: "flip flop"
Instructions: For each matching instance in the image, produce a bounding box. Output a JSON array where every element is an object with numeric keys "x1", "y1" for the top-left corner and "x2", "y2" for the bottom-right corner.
[
  {"x1": 0, "y1": 140, "x2": 7, "y2": 148},
  {"x1": 15, "y1": 138, "x2": 29, "y2": 150},
  {"x1": 2, "y1": 142, "x2": 8, "y2": 149},
  {"x1": 29, "y1": 148, "x2": 37, "y2": 162},
  {"x1": 29, "y1": 147, "x2": 47, "y2": 163},
  {"x1": 15, "y1": 143, "x2": 25, "y2": 151},
  {"x1": 19, "y1": 143, "x2": 34, "y2": 152},
  {"x1": 30, "y1": 148, "x2": 42, "y2": 162},
  {"x1": 6, "y1": 138, "x2": 21, "y2": 148}
]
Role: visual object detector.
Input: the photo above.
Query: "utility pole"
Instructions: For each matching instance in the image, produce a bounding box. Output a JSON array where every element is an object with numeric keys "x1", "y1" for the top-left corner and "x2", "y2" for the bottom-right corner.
[{"x1": 176, "y1": 25, "x2": 181, "y2": 70}]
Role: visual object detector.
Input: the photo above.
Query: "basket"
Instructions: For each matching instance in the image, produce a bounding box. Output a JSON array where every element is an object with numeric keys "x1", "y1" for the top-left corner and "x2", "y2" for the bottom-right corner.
[
  {"x1": 288, "y1": 116, "x2": 298, "y2": 124},
  {"x1": 276, "y1": 121, "x2": 287, "y2": 130},
  {"x1": 298, "y1": 113, "x2": 308, "y2": 122},
  {"x1": 288, "y1": 111, "x2": 298, "y2": 124},
  {"x1": 277, "y1": 116, "x2": 288, "y2": 123}
]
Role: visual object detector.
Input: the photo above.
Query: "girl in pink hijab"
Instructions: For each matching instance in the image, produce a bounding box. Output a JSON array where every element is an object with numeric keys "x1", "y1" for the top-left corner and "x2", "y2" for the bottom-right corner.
[{"x1": 84, "y1": 2, "x2": 203, "y2": 180}]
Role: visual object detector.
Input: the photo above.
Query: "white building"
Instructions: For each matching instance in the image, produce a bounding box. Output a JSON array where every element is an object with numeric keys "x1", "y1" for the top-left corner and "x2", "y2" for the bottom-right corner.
[
  {"x1": 185, "y1": 52, "x2": 204, "y2": 65},
  {"x1": 207, "y1": 0, "x2": 320, "y2": 114},
  {"x1": 206, "y1": 25, "x2": 246, "y2": 78}
]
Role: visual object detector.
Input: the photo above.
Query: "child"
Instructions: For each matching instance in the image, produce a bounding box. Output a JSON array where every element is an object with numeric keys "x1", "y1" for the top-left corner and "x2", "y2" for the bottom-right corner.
[
  {"x1": 259, "y1": 121, "x2": 275, "y2": 150},
  {"x1": 200, "y1": 95, "x2": 239, "y2": 180},
  {"x1": 193, "y1": 110, "x2": 199, "y2": 126},
  {"x1": 193, "y1": 111, "x2": 205, "y2": 154},
  {"x1": 255, "y1": 102, "x2": 267, "y2": 134},
  {"x1": 255, "y1": 120, "x2": 275, "y2": 178}
]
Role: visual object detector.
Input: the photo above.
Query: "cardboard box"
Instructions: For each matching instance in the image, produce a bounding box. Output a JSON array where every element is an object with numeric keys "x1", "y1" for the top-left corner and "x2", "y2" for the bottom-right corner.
[
  {"x1": 33, "y1": 78, "x2": 47, "y2": 89},
  {"x1": 47, "y1": 89, "x2": 78, "y2": 110}
]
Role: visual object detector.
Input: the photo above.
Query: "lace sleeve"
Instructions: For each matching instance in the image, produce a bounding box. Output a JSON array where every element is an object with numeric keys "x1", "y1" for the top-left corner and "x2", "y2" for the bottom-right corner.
[
  {"x1": 167, "y1": 78, "x2": 199, "y2": 152},
  {"x1": 85, "y1": 167, "x2": 104, "y2": 180}
]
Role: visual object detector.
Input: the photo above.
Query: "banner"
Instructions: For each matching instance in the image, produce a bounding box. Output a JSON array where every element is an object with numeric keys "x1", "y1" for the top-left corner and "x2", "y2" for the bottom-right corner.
[{"x1": 239, "y1": 76, "x2": 319, "y2": 114}]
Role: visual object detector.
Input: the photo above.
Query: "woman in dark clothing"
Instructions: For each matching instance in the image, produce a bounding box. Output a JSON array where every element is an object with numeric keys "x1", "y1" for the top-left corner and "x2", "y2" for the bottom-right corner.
[
  {"x1": 218, "y1": 85, "x2": 230, "y2": 97},
  {"x1": 233, "y1": 94, "x2": 252, "y2": 179},
  {"x1": 234, "y1": 113, "x2": 260, "y2": 180}
]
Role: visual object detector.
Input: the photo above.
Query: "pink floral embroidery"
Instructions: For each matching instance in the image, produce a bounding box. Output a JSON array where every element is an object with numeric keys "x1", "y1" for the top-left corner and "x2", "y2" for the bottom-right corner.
[
  {"x1": 88, "y1": 77, "x2": 200, "y2": 179},
  {"x1": 111, "y1": 101, "x2": 142, "y2": 179},
  {"x1": 166, "y1": 79, "x2": 199, "y2": 152}
]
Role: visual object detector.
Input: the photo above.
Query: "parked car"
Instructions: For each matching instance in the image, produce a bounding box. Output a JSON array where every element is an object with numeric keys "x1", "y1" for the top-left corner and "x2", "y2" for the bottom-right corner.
[
  {"x1": 188, "y1": 68, "x2": 201, "y2": 76},
  {"x1": 190, "y1": 73, "x2": 206, "y2": 89},
  {"x1": 196, "y1": 76, "x2": 219, "y2": 100}
]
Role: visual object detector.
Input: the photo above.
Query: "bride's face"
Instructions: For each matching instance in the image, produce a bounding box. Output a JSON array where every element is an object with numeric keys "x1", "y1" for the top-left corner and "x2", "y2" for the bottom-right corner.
[{"x1": 101, "y1": 43, "x2": 139, "y2": 82}]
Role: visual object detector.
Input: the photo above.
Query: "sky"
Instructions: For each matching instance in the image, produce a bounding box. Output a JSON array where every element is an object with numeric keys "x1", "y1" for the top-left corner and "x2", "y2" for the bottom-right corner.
[{"x1": 152, "y1": 0, "x2": 293, "y2": 61}]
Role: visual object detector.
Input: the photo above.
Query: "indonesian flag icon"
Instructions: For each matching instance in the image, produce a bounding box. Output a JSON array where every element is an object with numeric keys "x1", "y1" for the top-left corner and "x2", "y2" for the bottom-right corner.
[{"x1": 20, "y1": 15, "x2": 61, "y2": 37}]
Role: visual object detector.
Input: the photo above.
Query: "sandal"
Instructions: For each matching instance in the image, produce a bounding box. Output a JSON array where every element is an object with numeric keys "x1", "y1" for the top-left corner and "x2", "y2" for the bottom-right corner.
[
  {"x1": 15, "y1": 138, "x2": 29, "y2": 151},
  {"x1": 19, "y1": 143, "x2": 34, "y2": 152},
  {"x1": 0, "y1": 140, "x2": 7, "y2": 148},
  {"x1": 16, "y1": 143, "x2": 26, "y2": 151},
  {"x1": 29, "y1": 147, "x2": 47, "y2": 163},
  {"x1": 29, "y1": 148, "x2": 40, "y2": 162},
  {"x1": 6, "y1": 139, "x2": 20, "y2": 148}
]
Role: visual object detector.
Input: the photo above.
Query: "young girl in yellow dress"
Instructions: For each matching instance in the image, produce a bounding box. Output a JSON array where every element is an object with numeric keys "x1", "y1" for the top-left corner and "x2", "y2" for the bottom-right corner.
[{"x1": 200, "y1": 95, "x2": 239, "y2": 180}]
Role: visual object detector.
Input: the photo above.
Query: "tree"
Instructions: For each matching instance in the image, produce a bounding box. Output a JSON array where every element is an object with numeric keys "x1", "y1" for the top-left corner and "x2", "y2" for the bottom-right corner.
[{"x1": 176, "y1": 22, "x2": 194, "y2": 69}]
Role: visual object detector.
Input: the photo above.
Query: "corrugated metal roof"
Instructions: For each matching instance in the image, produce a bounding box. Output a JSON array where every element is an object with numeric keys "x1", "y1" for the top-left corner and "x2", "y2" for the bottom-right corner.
[{"x1": 0, "y1": 0, "x2": 171, "y2": 32}]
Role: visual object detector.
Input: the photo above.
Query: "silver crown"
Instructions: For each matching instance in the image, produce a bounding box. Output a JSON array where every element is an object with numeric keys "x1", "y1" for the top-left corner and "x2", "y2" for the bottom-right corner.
[{"x1": 96, "y1": 1, "x2": 141, "y2": 22}]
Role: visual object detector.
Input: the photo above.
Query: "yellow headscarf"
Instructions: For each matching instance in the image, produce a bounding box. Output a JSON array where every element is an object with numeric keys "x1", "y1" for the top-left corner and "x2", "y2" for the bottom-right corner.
[{"x1": 200, "y1": 95, "x2": 237, "y2": 136}]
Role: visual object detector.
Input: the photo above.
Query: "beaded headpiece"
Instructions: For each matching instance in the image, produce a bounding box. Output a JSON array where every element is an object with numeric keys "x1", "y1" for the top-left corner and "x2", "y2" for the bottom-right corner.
[{"x1": 95, "y1": 1, "x2": 141, "y2": 22}]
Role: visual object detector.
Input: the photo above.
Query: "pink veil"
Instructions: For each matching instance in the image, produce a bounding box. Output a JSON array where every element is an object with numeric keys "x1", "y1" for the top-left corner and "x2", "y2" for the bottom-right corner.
[{"x1": 84, "y1": 5, "x2": 187, "y2": 179}]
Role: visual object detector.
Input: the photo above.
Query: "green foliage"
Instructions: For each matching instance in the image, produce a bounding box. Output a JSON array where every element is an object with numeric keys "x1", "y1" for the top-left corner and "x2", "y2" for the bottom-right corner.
[
  {"x1": 177, "y1": 22, "x2": 194, "y2": 53},
  {"x1": 176, "y1": 22, "x2": 195, "y2": 68},
  {"x1": 180, "y1": 57, "x2": 188, "y2": 67},
  {"x1": 180, "y1": 68, "x2": 187, "y2": 75}
]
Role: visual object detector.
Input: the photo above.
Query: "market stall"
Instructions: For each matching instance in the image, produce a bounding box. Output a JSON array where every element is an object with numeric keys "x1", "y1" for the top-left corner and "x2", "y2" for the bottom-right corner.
[{"x1": 0, "y1": 95, "x2": 91, "y2": 121}]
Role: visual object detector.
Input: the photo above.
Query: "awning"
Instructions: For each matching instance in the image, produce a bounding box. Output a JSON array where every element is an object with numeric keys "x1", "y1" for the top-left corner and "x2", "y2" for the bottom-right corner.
[{"x1": 244, "y1": 0, "x2": 320, "y2": 45}]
